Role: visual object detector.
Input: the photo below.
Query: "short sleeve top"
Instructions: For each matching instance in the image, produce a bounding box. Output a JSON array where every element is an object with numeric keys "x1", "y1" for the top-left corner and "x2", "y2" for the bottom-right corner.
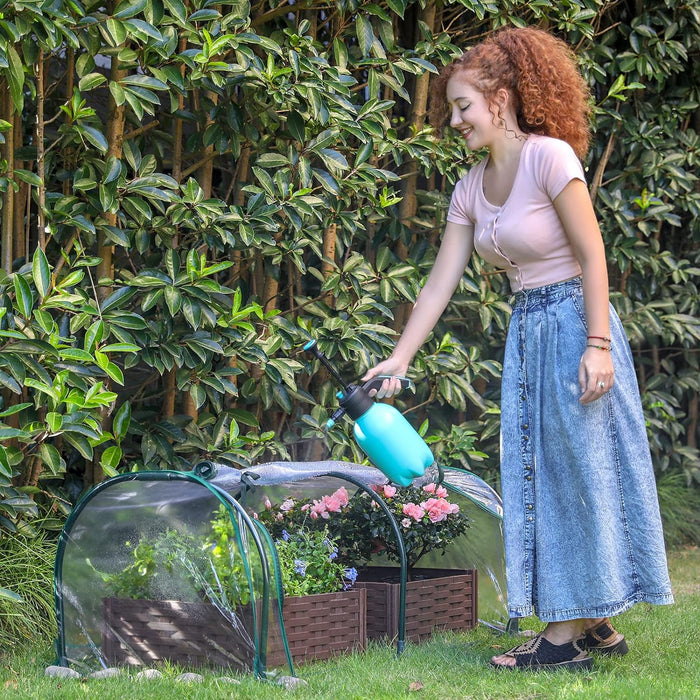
[{"x1": 446, "y1": 134, "x2": 586, "y2": 292}]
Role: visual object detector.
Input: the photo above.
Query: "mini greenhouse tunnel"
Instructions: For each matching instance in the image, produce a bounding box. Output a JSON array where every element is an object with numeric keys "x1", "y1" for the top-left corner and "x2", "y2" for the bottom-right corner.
[{"x1": 54, "y1": 460, "x2": 507, "y2": 679}]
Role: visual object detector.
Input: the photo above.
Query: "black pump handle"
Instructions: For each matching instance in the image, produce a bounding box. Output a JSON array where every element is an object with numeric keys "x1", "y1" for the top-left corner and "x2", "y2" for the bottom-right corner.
[{"x1": 362, "y1": 375, "x2": 414, "y2": 394}]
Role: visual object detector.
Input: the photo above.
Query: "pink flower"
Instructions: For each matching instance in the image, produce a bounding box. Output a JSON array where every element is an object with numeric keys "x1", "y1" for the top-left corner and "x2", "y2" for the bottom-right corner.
[
  {"x1": 422, "y1": 483, "x2": 448, "y2": 498},
  {"x1": 382, "y1": 485, "x2": 397, "y2": 498},
  {"x1": 402, "y1": 502, "x2": 425, "y2": 521},
  {"x1": 422, "y1": 497, "x2": 454, "y2": 523},
  {"x1": 333, "y1": 487, "x2": 349, "y2": 507},
  {"x1": 309, "y1": 510, "x2": 319, "y2": 520},
  {"x1": 264, "y1": 497, "x2": 272, "y2": 509},
  {"x1": 280, "y1": 499, "x2": 294, "y2": 512},
  {"x1": 322, "y1": 494, "x2": 342, "y2": 513},
  {"x1": 401, "y1": 518, "x2": 412, "y2": 528},
  {"x1": 310, "y1": 500, "x2": 330, "y2": 519}
]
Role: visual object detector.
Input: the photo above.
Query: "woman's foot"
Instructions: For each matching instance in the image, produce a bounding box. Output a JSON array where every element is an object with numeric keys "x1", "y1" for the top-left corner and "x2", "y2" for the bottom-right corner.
[
  {"x1": 489, "y1": 632, "x2": 592, "y2": 671},
  {"x1": 491, "y1": 621, "x2": 591, "y2": 671},
  {"x1": 579, "y1": 617, "x2": 629, "y2": 656}
]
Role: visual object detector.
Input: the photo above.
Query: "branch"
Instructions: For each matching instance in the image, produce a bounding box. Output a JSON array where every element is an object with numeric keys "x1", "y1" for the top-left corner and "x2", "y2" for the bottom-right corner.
[
  {"x1": 123, "y1": 120, "x2": 160, "y2": 142},
  {"x1": 589, "y1": 118, "x2": 619, "y2": 204}
]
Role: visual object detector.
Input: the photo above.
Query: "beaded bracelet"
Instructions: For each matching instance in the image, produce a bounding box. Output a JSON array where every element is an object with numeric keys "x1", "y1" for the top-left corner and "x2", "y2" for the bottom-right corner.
[
  {"x1": 588, "y1": 335, "x2": 611, "y2": 342},
  {"x1": 586, "y1": 343, "x2": 612, "y2": 351}
]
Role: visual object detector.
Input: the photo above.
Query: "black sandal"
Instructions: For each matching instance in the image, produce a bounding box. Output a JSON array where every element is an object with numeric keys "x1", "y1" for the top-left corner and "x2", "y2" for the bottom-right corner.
[
  {"x1": 579, "y1": 618, "x2": 629, "y2": 656},
  {"x1": 490, "y1": 633, "x2": 593, "y2": 672}
]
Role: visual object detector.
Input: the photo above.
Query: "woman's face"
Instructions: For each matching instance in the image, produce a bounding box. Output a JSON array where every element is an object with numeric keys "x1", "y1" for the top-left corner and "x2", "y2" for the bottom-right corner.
[{"x1": 446, "y1": 70, "x2": 498, "y2": 150}]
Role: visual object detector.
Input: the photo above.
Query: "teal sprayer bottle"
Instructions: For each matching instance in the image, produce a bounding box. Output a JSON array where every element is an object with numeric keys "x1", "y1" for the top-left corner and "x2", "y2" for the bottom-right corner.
[{"x1": 303, "y1": 340, "x2": 435, "y2": 486}]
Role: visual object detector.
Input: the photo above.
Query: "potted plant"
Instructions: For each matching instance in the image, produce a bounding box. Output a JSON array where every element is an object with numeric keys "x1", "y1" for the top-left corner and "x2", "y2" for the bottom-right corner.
[
  {"x1": 255, "y1": 482, "x2": 477, "y2": 641},
  {"x1": 99, "y1": 504, "x2": 366, "y2": 670}
]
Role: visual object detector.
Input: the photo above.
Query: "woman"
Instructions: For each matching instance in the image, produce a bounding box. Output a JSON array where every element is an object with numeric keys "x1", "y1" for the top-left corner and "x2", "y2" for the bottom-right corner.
[{"x1": 362, "y1": 26, "x2": 673, "y2": 671}]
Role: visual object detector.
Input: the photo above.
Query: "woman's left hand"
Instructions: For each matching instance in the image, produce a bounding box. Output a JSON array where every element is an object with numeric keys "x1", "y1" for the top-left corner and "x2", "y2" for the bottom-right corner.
[{"x1": 578, "y1": 347, "x2": 614, "y2": 404}]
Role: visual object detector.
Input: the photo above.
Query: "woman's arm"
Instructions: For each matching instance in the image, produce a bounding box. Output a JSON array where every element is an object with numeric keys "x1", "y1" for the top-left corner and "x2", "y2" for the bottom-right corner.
[
  {"x1": 554, "y1": 178, "x2": 615, "y2": 404},
  {"x1": 362, "y1": 220, "x2": 475, "y2": 397}
]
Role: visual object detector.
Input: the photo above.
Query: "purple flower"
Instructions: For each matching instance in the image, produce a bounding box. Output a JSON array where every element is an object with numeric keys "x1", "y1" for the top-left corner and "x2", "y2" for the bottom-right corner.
[
  {"x1": 294, "y1": 559, "x2": 307, "y2": 576},
  {"x1": 281, "y1": 529, "x2": 290, "y2": 542},
  {"x1": 344, "y1": 567, "x2": 358, "y2": 583}
]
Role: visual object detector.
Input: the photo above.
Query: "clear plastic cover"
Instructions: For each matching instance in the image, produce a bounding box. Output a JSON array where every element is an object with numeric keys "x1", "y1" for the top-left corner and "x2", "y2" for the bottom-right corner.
[
  {"x1": 55, "y1": 474, "x2": 273, "y2": 676},
  {"x1": 55, "y1": 461, "x2": 508, "y2": 677}
]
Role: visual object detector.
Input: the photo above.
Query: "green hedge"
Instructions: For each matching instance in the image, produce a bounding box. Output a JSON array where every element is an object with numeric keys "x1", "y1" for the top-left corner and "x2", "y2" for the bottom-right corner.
[{"x1": 0, "y1": 0, "x2": 697, "y2": 541}]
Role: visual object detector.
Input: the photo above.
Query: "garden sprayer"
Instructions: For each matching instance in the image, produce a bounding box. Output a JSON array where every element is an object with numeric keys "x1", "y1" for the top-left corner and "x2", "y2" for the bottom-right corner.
[{"x1": 303, "y1": 340, "x2": 435, "y2": 486}]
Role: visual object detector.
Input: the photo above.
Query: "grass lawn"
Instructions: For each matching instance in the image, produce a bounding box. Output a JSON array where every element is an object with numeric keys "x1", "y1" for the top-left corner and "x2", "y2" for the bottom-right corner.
[{"x1": 1, "y1": 547, "x2": 698, "y2": 699}]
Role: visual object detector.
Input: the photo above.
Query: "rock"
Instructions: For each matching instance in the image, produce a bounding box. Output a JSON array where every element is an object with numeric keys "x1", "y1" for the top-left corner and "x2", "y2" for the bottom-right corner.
[
  {"x1": 89, "y1": 668, "x2": 123, "y2": 679},
  {"x1": 276, "y1": 675, "x2": 309, "y2": 690},
  {"x1": 175, "y1": 672, "x2": 204, "y2": 683},
  {"x1": 135, "y1": 669, "x2": 163, "y2": 680},
  {"x1": 44, "y1": 665, "x2": 81, "y2": 679}
]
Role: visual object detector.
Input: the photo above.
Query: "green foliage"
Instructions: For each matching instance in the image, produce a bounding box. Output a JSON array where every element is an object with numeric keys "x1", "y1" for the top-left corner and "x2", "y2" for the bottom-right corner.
[
  {"x1": 201, "y1": 505, "x2": 261, "y2": 606},
  {"x1": 0, "y1": 529, "x2": 57, "y2": 652},
  {"x1": 341, "y1": 483, "x2": 470, "y2": 569},
  {"x1": 100, "y1": 532, "x2": 204, "y2": 601},
  {"x1": 0, "y1": 0, "x2": 696, "y2": 545},
  {"x1": 656, "y1": 472, "x2": 700, "y2": 547},
  {"x1": 274, "y1": 527, "x2": 356, "y2": 597},
  {"x1": 255, "y1": 483, "x2": 470, "y2": 570},
  {"x1": 102, "y1": 507, "x2": 260, "y2": 606},
  {"x1": 102, "y1": 504, "x2": 351, "y2": 604}
]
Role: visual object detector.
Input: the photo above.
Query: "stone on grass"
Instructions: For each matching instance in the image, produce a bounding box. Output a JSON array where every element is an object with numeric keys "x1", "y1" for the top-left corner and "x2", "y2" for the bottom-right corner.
[
  {"x1": 89, "y1": 668, "x2": 123, "y2": 679},
  {"x1": 176, "y1": 672, "x2": 203, "y2": 683},
  {"x1": 135, "y1": 668, "x2": 163, "y2": 680},
  {"x1": 276, "y1": 675, "x2": 308, "y2": 690},
  {"x1": 45, "y1": 665, "x2": 81, "y2": 679}
]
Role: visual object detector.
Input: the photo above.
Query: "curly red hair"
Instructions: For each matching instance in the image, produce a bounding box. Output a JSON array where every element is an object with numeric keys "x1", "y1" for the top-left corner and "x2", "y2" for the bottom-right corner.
[{"x1": 430, "y1": 26, "x2": 592, "y2": 159}]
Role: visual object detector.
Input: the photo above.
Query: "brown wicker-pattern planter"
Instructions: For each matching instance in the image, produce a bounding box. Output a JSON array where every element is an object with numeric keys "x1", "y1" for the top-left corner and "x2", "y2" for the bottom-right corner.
[
  {"x1": 102, "y1": 598, "x2": 256, "y2": 671},
  {"x1": 102, "y1": 588, "x2": 366, "y2": 671},
  {"x1": 267, "y1": 589, "x2": 366, "y2": 666},
  {"x1": 355, "y1": 568, "x2": 477, "y2": 642}
]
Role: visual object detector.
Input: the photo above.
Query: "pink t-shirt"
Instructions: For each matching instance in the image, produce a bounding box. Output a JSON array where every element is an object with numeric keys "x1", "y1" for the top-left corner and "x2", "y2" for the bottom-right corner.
[{"x1": 446, "y1": 134, "x2": 586, "y2": 292}]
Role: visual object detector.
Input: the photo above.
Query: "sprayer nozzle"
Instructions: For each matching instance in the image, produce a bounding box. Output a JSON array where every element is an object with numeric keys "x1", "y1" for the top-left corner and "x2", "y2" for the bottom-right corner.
[
  {"x1": 325, "y1": 419, "x2": 335, "y2": 430},
  {"x1": 303, "y1": 339, "x2": 349, "y2": 391}
]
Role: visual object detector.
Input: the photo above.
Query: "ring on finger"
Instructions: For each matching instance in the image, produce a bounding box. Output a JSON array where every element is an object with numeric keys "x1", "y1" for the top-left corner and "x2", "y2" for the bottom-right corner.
[{"x1": 598, "y1": 381, "x2": 605, "y2": 389}]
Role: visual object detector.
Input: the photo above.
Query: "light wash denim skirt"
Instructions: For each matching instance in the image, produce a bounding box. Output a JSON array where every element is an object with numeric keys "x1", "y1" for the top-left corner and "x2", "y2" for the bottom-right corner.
[{"x1": 500, "y1": 277, "x2": 674, "y2": 622}]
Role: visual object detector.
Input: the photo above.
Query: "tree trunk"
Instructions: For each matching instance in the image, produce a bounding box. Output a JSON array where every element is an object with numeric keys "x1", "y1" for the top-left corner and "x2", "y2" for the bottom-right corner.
[
  {"x1": 97, "y1": 56, "x2": 127, "y2": 301},
  {"x1": 1, "y1": 82, "x2": 15, "y2": 274},
  {"x1": 321, "y1": 221, "x2": 337, "y2": 307},
  {"x1": 393, "y1": 0, "x2": 437, "y2": 332},
  {"x1": 13, "y1": 111, "x2": 27, "y2": 262},
  {"x1": 35, "y1": 48, "x2": 46, "y2": 250},
  {"x1": 162, "y1": 35, "x2": 188, "y2": 421},
  {"x1": 87, "y1": 49, "x2": 127, "y2": 488}
]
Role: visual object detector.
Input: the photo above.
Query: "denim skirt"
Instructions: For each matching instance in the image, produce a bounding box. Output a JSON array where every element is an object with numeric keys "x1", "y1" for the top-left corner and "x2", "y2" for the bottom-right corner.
[{"x1": 500, "y1": 277, "x2": 673, "y2": 622}]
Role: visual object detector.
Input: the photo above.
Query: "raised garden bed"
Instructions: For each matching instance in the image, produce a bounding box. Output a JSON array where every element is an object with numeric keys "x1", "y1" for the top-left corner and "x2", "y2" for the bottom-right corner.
[
  {"x1": 356, "y1": 568, "x2": 477, "y2": 641},
  {"x1": 102, "y1": 587, "x2": 366, "y2": 670}
]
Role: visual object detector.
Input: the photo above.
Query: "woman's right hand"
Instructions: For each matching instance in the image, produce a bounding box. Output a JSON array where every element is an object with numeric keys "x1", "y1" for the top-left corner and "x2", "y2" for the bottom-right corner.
[{"x1": 361, "y1": 356, "x2": 410, "y2": 399}]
